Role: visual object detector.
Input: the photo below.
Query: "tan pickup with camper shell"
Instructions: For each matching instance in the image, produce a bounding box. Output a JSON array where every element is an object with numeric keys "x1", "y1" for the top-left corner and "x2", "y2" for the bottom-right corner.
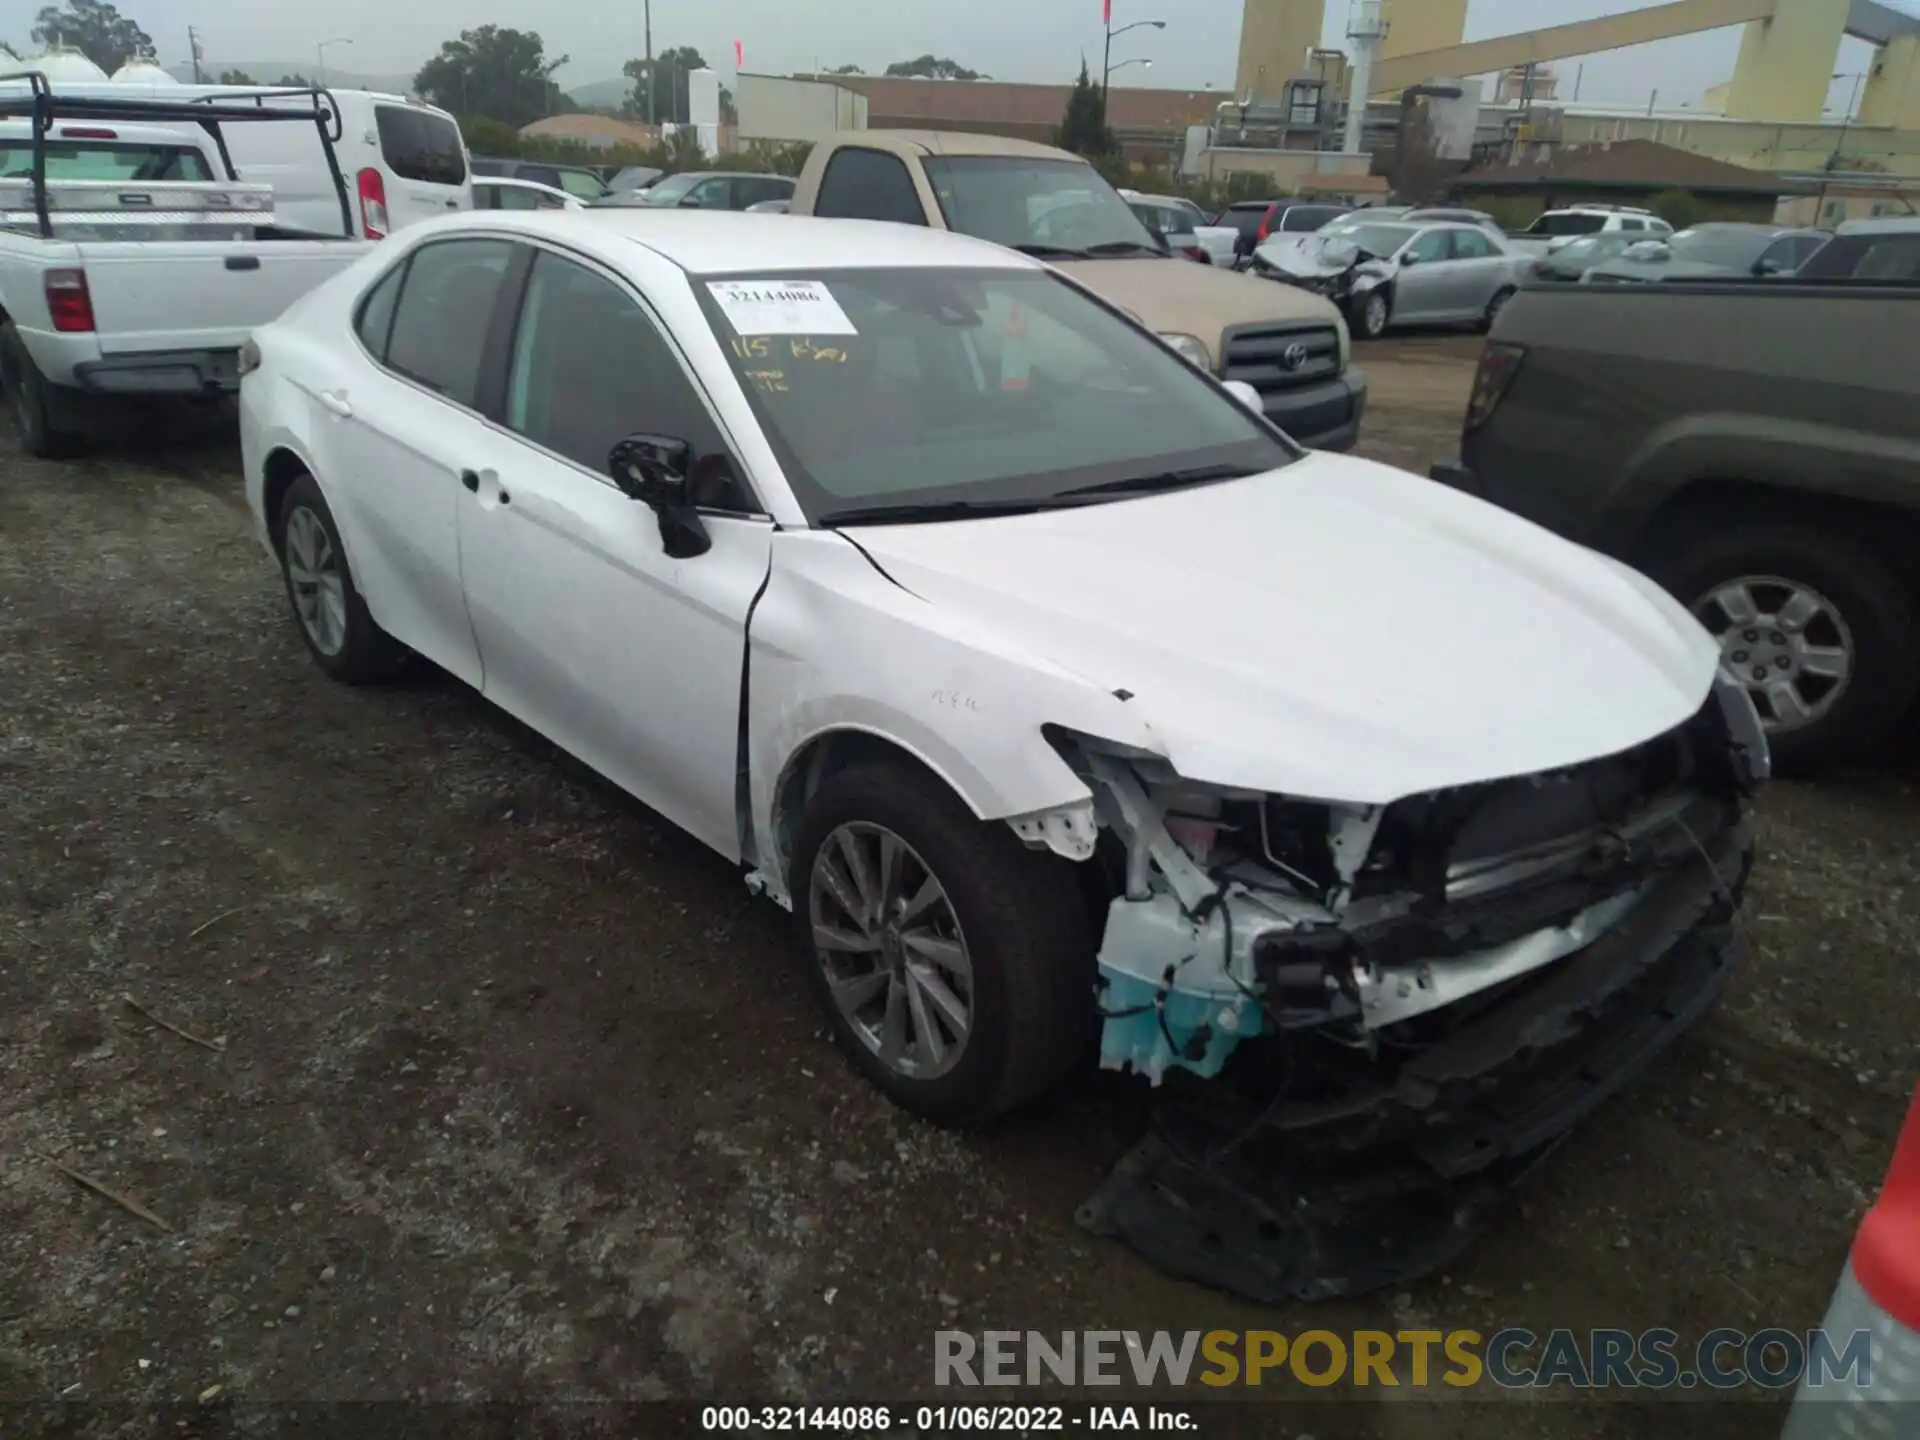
[{"x1": 787, "y1": 130, "x2": 1368, "y2": 451}]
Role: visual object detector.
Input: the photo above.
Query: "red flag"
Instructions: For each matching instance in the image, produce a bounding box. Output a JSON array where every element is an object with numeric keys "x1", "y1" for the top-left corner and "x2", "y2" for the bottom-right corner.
[
  {"x1": 1102, "y1": 0, "x2": 1111, "y2": 23},
  {"x1": 734, "y1": 39, "x2": 744, "y2": 67}
]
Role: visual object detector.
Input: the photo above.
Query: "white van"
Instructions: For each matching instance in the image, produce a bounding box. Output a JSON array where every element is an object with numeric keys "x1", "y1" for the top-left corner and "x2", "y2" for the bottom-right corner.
[{"x1": 0, "y1": 78, "x2": 470, "y2": 237}]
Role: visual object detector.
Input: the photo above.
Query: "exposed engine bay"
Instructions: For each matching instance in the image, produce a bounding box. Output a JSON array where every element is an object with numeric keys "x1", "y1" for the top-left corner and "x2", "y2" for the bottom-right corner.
[{"x1": 1029, "y1": 674, "x2": 1767, "y2": 1301}]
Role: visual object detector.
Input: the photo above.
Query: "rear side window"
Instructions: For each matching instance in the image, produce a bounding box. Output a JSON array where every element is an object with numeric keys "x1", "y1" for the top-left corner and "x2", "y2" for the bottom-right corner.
[
  {"x1": 0, "y1": 141, "x2": 212, "y2": 181},
  {"x1": 1802, "y1": 234, "x2": 1920, "y2": 281},
  {"x1": 813, "y1": 148, "x2": 926, "y2": 225},
  {"x1": 384, "y1": 238, "x2": 514, "y2": 407},
  {"x1": 375, "y1": 105, "x2": 467, "y2": 186},
  {"x1": 1530, "y1": 212, "x2": 1606, "y2": 236},
  {"x1": 354, "y1": 262, "x2": 406, "y2": 359}
]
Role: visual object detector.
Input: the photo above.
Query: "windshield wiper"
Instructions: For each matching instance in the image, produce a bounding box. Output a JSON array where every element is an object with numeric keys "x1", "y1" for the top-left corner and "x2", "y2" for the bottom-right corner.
[
  {"x1": 1056, "y1": 463, "x2": 1264, "y2": 500},
  {"x1": 1082, "y1": 240, "x2": 1167, "y2": 258},
  {"x1": 1013, "y1": 242, "x2": 1091, "y2": 260},
  {"x1": 822, "y1": 498, "x2": 1059, "y2": 527}
]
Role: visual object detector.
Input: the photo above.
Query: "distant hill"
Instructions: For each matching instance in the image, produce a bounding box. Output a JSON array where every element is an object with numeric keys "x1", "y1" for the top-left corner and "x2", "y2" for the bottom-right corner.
[
  {"x1": 565, "y1": 77, "x2": 632, "y2": 109},
  {"x1": 166, "y1": 62, "x2": 419, "y2": 95}
]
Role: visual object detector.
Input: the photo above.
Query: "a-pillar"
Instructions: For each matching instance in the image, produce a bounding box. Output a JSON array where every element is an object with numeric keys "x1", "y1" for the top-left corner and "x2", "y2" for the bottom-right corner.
[{"x1": 1722, "y1": 0, "x2": 1850, "y2": 122}]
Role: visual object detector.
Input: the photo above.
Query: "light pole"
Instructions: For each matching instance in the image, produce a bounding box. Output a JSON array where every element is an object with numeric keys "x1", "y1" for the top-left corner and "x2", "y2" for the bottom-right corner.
[
  {"x1": 1818, "y1": 70, "x2": 1867, "y2": 219},
  {"x1": 1108, "y1": 58, "x2": 1154, "y2": 81},
  {"x1": 1102, "y1": 17, "x2": 1164, "y2": 100},
  {"x1": 316, "y1": 36, "x2": 351, "y2": 87}
]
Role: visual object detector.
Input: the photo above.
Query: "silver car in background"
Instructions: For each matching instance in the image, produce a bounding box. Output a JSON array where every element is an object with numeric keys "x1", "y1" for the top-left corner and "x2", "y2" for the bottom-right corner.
[{"x1": 1263, "y1": 220, "x2": 1531, "y2": 339}]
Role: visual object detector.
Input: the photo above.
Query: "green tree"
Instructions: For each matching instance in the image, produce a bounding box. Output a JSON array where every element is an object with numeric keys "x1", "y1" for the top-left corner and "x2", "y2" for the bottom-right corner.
[
  {"x1": 622, "y1": 46, "x2": 732, "y2": 125},
  {"x1": 460, "y1": 116, "x2": 521, "y2": 157},
  {"x1": 30, "y1": 0, "x2": 152, "y2": 71},
  {"x1": 275, "y1": 72, "x2": 311, "y2": 87},
  {"x1": 825, "y1": 63, "x2": 863, "y2": 75},
  {"x1": 1054, "y1": 61, "x2": 1113, "y2": 159},
  {"x1": 885, "y1": 54, "x2": 981, "y2": 80},
  {"x1": 217, "y1": 68, "x2": 255, "y2": 86},
  {"x1": 1647, "y1": 188, "x2": 1704, "y2": 229},
  {"x1": 414, "y1": 26, "x2": 569, "y2": 129}
]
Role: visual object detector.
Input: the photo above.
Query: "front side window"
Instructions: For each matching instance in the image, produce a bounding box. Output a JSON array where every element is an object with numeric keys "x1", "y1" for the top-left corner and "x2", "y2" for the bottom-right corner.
[
  {"x1": 383, "y1": 238, "x2": 514, "y2": 408},
  {"x1": 639, "y1": 172, "x2": 702, "y2": 206},
  {"x1": 1404, "y1": 229, "x2": 1452, "y2": 264},
  {"x1": 813, "y1": 148, "x2": 926, "y2": 226},
  {"x1": 922, "y1": 156, "x2": 1158, "y2": 257},
  {"x1": 374, "y1": 104, "x2": 467, "y2": 186},
  {"x1": 0, "y1": 141, "x2": 212, "y2": 182},
  {"x1": 505, "y1": 252, "x2": 751, "y2": 509},
  {"x1": 696, "y1": 267, "x2": 1293, "y2": 524},
  {"x1": 1450, "y1": 228, "x2": 1498, "y2": 259},
  {"x1": 687, "y1": 177, "x2": 734, "y2": 209}
]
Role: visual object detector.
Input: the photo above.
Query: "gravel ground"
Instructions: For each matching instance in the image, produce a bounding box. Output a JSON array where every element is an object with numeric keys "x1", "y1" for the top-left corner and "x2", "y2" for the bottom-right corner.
[{"x1": 1, "y1": 336, "x2": 1914, "y2": 1437}]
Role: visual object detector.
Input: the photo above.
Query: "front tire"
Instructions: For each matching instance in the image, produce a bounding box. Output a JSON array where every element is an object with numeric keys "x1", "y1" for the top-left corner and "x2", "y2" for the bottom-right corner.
[
  {"x1": 274, "y1": 472, "x2": 406, "y2": 684},
  {"x1": 1646, "y1": 522, "x2": 1919, "y2": 770},
  {"x1": 789, "y1": 762, "x2": 1095, "y2": 1126},
  {"x1": 1480, "y1": 286, "x2": 1515, "y2": 332},
  {"x1": 0, "y1": 321, "x2": 82, "y2": 459},
  {"x1": 1353, "y1": 290, "x2": 1391, "y2": 340}
]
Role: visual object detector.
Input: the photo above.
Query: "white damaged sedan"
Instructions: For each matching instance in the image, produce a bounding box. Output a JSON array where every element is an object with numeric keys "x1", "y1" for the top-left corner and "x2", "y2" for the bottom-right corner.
[{"x1": 240, "y1": 209, "x2": 1767, "y2": 1143}]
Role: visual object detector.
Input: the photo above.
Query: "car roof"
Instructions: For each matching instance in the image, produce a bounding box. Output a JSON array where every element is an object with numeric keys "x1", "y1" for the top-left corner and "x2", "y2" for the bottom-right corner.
[
  {"x1": 1834, "y1": 215, "x2": 1920, "y2": 235},
  {"x1": 860, "y1": 129, "x2": 1082, "y2": 162},
  {"x1": 427, "y1": 209, "x2": 1041, "y2": 276}
]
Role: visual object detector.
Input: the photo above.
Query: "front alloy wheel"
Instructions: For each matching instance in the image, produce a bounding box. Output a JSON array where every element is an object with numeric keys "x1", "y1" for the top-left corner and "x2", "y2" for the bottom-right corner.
[
  {"x1": 809, "y1": 822, "x2": 974, "y2": 1080},
  {"x1": 1358, "y1": 291, "x2": 1390, "y2": 339}
]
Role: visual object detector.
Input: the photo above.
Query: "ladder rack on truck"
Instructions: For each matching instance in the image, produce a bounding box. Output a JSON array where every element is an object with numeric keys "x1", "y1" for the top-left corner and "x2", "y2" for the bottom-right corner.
[{"x1": 0, "y1": 71, "x2": 353, "y2": 238}]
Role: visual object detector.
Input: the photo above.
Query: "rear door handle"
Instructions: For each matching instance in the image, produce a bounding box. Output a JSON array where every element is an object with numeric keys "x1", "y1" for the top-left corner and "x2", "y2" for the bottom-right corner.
[
  {"x1": 225, "y1": 254, "x2": 261, "y2": 271},
  {"x1": 318, "y1": 390, "x2": 352, "y2": 418}
]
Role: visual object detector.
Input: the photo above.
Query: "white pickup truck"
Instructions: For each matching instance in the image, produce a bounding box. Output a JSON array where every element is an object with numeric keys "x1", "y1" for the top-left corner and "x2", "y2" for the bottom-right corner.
[{"x1": 0, "y1": 79, "x2": 370, "y2": 456}]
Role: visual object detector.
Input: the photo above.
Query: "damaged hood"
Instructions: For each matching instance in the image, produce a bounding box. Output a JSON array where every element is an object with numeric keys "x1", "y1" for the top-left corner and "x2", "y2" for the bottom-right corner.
[{"x1": 844, "y1": 453, "x2": 1721, "y2": 804}]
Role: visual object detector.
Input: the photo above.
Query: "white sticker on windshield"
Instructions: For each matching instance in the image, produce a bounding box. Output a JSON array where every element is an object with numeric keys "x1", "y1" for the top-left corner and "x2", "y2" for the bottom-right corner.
[{"x1": 706, "y1": 280, "x2": 857, "y2": 336}]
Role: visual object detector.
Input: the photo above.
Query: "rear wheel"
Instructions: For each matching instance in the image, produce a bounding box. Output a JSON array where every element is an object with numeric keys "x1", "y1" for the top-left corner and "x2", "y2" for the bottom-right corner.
[
  {"x1": 789, "y1": 762, "x2": 1095, "y2": 1126},
  {"x1": 1646, "y1": 522, "x2": 1919, "y2": 769},
  {"x1": 0, "y1": 321, "x2": 82, "y2": 459},
  {"x1": 274, "y1": 472, "x2": 407, "y2": 684}
]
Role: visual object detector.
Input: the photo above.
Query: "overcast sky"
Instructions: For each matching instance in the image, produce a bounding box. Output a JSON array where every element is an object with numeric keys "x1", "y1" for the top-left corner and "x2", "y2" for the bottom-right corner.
[{"x1": 8, "y1": 0, "x2": 1900, "y2": 113}]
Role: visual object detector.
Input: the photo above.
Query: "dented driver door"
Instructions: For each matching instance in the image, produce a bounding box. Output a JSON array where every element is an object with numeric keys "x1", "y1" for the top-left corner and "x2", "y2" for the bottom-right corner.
[{"x1": 454, "y1": 247, "x2": 773, "y2": 861}]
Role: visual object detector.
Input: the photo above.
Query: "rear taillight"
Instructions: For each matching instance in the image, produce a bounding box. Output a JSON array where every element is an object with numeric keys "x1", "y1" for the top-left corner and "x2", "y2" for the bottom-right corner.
[
  {"x1": 44, "y1": 268, "x2": 94, "y2": 333},
  {"x1": 237, "y1": 338, "x2": 262, "y2": 377},
  {"x1": 1530, "y1": 260, "x2": 1553, "y2": 279},
  {"x1": 1255, "y1": 206, "x2": 1276, "y2": 241},
  {"x1": 356, "y1": 168, "x2": 389, "y2": 240},
  {"x1": 1464, "y1": 342, "x2": 1525, "y2": 433}
]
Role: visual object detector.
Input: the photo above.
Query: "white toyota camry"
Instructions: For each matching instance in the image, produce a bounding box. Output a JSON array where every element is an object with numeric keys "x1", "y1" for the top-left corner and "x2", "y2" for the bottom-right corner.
[{"x1": 240, "y1": 209, "x2": 1767, "y2": 1134}]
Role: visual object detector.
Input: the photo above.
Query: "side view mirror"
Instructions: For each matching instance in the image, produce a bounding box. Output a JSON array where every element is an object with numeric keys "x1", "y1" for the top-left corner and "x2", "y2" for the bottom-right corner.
[
  {"x1": 1398, "y1": 251, "x2": 1421, "y2": 266},
  {"x1": 608, "y1": 433, "x2": 711, "y2": 558},
  {"x1": 679, "y1": 196, "x2": 705, "y2": 209},
  {"x1": 1222, "y1": 379, "x2": 1265, "y2": 416},
  {"x1": 1753, "y1": 256, "x2": 1784, "y2": 276}
]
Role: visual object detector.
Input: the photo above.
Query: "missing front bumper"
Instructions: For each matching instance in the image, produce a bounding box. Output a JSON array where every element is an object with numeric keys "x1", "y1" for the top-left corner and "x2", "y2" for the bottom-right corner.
[{"x1": 1079, "y1": 808, "x2": 1750, "y2": 1301}]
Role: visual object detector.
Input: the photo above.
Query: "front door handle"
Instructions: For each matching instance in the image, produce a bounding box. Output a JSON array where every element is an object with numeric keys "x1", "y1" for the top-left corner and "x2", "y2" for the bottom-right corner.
[
  {"x1": 318, "y1": 390, "x2": 352, "y2": 418},
  {"x1": 461, "y1": 469, "x2": 479, "y2": 493}
]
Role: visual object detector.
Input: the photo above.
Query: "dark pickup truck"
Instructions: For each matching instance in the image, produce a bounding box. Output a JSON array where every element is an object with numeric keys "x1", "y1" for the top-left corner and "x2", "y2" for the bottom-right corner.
[{"x1": 1431, "y1": 278, "x2": 1920, "y2": 767}]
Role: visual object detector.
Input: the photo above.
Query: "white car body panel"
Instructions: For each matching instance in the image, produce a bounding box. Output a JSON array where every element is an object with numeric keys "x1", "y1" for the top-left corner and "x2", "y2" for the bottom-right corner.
[
  {"x1": 1192, "y1": 224, "x2": 1238, "y2": 267},
  {"x1": 838, "y1": 453, "x2": 1719, "y2": 807},
  {"x1": 242, "y1": 206, "x2": 1723, "y2": 895}
]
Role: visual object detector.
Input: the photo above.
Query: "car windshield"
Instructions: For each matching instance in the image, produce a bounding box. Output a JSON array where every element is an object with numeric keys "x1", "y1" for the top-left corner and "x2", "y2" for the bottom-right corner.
[
  {"x1": 694, "y1": 267, "x2": 1293, "y2": 524},
  {"x1": 921, "y1": 156, "x2": 1161, "y2": 257},
  {"x1": 1555, "y1": 235, "x2": 1621, "y2": 261},
  {"x1": 1663, "y1": 228, "x2": 1773, "y2": 268}
]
